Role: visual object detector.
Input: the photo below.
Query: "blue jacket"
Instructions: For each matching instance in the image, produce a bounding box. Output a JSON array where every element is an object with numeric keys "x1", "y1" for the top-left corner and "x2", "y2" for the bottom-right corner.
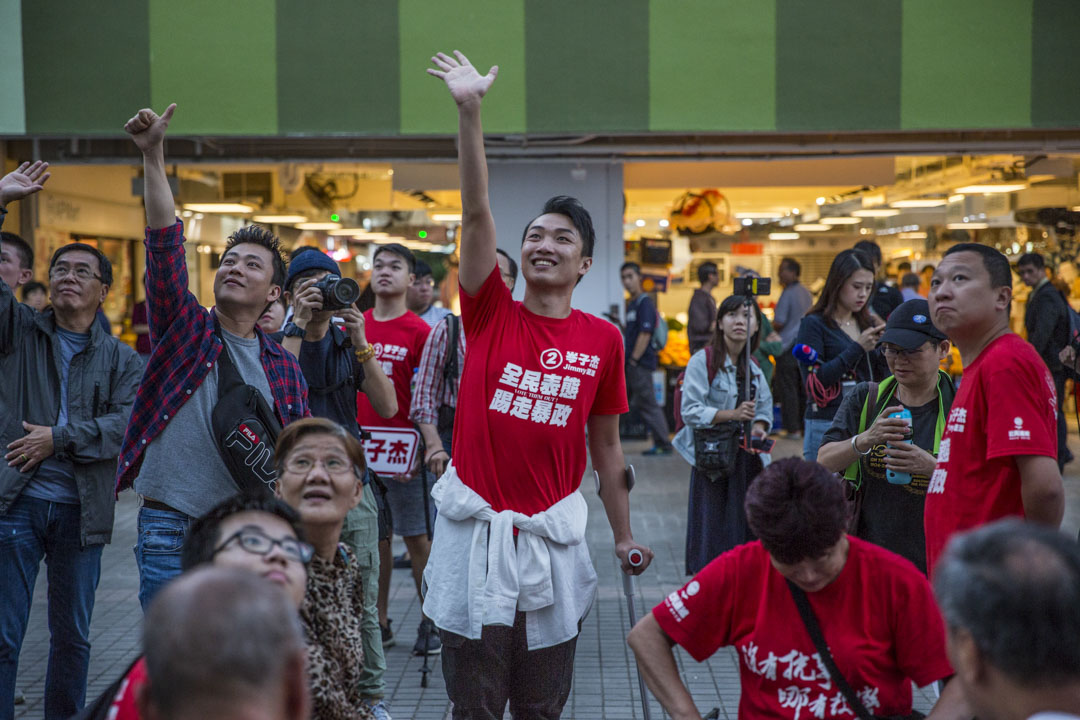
[{"x1": 794, "y1": 312, "x2": 888, "y2": 421}]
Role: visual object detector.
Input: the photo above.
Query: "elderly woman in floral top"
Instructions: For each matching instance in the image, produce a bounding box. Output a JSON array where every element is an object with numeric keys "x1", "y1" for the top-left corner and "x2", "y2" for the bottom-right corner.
[{"x1": 276, "y1": 417, "x2": 377, "y2": 720}]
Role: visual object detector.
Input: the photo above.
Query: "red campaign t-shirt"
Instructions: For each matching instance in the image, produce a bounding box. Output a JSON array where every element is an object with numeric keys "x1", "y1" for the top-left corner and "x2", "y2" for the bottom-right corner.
[
  {"x1": 923, "y1": 333, "x2": 1057, "y2": 575},
  {"x1": 105, "y1": 656, "x2": 147, "y2": 720},
  {"x1": 356, "y1": 309, "x2": 431, "y2": 429},
  {"x1": 653, "y1": 538, "x2": 952, "y2": 720},
  {"x1": 454, "y1": 265, "x2": 628, "y2": 515}
]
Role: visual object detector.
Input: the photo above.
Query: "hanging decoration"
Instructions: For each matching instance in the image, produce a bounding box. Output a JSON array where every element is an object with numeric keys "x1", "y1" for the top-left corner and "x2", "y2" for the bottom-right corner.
[{"x1": 669, "y1": 189, "x2": 732, "y2": 235}]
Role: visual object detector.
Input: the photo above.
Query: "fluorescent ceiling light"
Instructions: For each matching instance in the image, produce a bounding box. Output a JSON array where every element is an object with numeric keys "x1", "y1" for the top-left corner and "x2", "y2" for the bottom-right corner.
[
  {"x1": 347, "y1": 232, "x2": 393, "y2": 241},
  {"x1": 851, "y1": 209, "x2": 900, "y2": 218},
  {"x1": 252, "y1": 214, "x2": 307, "y2": 223},
  {"x1": 952, "y1": 183, "x2": 1027, "y2": 194},
  {"x1": 946, "y1": 222, "x2": 989, "y2": 230},
  {"x1": 948, "y1": 195, "x2": 965, "y2": 203},
  {"x1": 820, "y1": 217, "x2": 861, "y2": 225},
  {"x1": 735, "y1": 212, "x2": 783, "y2": 219},
  {"x1": 328, "y1": 227, "x2": 372, "y2": 236},
  {"x1": 295, "y1": 222, "x2": 342, "y2": 231},
  {"x1": 431, "y1": 213, "x2": 462, "y2": 223},
  {"x1": 898, "y1": 231, "x2": 928, "y2": 240},
  {"x1": 183, "y1": 203, "x2": 253, "y2": 213},
  {"x1": 889, "y1": 199, "x2": 947, "y2": 208},
  {"x1": 768, "y1": 232, "x2": 800, "y2": 240},
  {"x1": 793, "y1": 223, "x2": 830, "y2": 232}
]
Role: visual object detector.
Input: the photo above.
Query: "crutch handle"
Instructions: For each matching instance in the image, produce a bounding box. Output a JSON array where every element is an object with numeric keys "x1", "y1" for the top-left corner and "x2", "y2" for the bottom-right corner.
[{"x1": 628, "y1": 548, "x2": 645, "y2": 567}]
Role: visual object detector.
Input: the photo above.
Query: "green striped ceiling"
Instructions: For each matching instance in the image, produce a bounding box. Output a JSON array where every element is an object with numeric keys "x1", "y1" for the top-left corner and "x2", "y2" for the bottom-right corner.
[{"x1": 8, "y1": 0, "x2": 1076, "y2": 137}]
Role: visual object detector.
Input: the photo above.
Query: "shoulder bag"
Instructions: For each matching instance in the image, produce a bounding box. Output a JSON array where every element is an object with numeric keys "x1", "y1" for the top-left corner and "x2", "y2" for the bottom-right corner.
[
  {"x1": 693, "y1": 348, "x2": 744, "y2": 481},
  {"x1": 786, "y1": 579, "x2": 926, "y2": 720}
]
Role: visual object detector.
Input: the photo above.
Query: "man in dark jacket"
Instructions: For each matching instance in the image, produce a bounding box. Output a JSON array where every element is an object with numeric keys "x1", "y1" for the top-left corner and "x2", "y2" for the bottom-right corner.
[
  {"x1": 687, "y1": 261, "x2": 718, "y2": 353},
  {"x1": 1018, "y1": 253, "x2": 1071, "y2": 469},
  {"x1": 0, "y1": 164, "x2": 143, "y2": 720}
]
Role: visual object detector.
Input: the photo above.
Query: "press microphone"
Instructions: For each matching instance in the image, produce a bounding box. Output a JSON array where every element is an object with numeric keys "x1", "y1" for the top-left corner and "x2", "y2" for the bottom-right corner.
[{"x1": 792, "y1": 344, "x2": 820, "y2": 365}]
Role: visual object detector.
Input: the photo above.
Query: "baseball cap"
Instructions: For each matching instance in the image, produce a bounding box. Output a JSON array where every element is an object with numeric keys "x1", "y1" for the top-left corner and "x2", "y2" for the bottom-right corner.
[
  {"x1": 285, "y1": 250, "x2": 340, "y2": 291},
  {"x1": 878, "y1": 299, "x2": 947, "y2": 350}
]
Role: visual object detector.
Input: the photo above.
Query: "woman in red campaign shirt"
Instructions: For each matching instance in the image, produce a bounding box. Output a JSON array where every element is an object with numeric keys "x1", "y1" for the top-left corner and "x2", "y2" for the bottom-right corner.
[{"x1": 628, "y1": 458, "x2": 971, "y2": 720}]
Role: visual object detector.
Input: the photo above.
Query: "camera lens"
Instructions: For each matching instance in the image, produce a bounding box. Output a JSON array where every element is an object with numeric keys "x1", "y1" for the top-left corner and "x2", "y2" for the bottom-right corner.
[{"x1": 330, "y1": 277, "x2": 360, "y2": 307}]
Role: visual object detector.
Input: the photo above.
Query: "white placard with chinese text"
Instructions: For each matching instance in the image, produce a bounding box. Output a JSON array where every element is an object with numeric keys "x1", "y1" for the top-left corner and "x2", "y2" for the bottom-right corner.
[{"x1": 361, "y1": 427, "x2": 420, "y2": 476}]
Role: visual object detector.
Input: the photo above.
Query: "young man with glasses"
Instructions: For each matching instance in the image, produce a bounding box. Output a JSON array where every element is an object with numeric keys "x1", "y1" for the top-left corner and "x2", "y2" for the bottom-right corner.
[
  {"x1": 816, "y1": 299, "x2": 954, "y2": 574},
  {"x1": 407, "y1": 259, "x2": 451, "y2": 328},
  {"x1": 0, "y1": 163, "x2": 144, "y2": 720},
  {"x1": 118, "y1": 104, "x2": 310, "y2": 610}
]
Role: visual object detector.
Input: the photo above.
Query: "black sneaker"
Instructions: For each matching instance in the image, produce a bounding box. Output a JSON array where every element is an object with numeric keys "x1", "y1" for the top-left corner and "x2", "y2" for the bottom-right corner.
[
  {"x1": 381, "y1": 619, "x2": 395, "y2": 648},
  {"x1": 392, "y1": 551, "x2": 411, "y2": 569},
  {"x1": 412, "y1": 619, "x2": 442, "y2": 656}
]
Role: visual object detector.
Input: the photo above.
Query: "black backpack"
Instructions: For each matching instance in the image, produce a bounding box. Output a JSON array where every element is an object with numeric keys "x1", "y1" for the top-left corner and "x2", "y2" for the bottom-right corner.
[{"x1": 210, "y1": 326, "x2": 282, "y2": 497}]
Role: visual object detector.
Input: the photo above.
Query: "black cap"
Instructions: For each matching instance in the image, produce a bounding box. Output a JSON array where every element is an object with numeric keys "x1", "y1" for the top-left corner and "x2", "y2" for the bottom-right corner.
[{"x1": 878, "y1": 299, "x2": 947, "y2": 350}]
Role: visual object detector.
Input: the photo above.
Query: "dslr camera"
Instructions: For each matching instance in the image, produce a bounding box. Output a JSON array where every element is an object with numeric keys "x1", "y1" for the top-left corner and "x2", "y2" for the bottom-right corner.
[{"x1": 312, "y1": 275, "x2": 361, "y2": 311}]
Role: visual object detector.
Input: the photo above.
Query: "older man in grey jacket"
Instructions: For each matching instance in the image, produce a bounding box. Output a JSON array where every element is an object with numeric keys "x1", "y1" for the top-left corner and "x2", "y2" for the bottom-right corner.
[{"x1": 0, "y1": 164, "x2": 142, "y2": 720}]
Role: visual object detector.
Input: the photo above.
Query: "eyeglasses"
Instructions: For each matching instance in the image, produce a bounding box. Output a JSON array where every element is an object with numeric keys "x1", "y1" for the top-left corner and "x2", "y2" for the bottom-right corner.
[
  {"x1": 881, "y1": 344, "x2": 931, "y2": 359},
  {"x1": 49, "y1": 263, "x2": 102, "y2": 282},
  {"x1": 213, "y1": 528, "x2": 314, "y2": 564},
  {"x1": 283, "y1": 455, "x2": 354, "y2": 476}
]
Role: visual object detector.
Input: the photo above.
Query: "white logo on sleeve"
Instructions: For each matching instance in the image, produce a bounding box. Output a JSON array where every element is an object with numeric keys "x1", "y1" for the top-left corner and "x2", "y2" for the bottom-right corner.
[{"x1": 1009, "y1": 416, "x2": 1031, "y2": 441}]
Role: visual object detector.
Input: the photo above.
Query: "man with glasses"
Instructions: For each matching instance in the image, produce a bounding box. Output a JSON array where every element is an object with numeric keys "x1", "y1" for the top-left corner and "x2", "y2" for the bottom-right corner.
[
  {"x1": 0, "y1": 163, "x2": 143, "y2": 720},
  {"x1": 407, "y1": 259, "x2": 451, "y2": 328},
  {"x1": 816, "y1": 299, "x2": 954, "y2": 574}
]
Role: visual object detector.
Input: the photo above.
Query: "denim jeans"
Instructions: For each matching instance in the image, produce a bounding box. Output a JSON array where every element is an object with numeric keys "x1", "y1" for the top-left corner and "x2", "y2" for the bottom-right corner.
[
  {"x1": 134, "y1": 506, "x2": 192, "y2": 611},
  {"x1": 802, "y1": 417, "x2": 833, "y2": 461},
  {"x1": 0, "y1": 495, "x2": 103, "y2": 720}
]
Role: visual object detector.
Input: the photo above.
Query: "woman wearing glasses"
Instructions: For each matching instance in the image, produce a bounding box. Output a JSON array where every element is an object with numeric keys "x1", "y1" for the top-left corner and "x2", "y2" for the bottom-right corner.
[
  {"x1": 816, "y1": 299, "x2": 954, "y2": 574},
  {"x1": 273, "y1": 417, "x2": 375, "y2": 720},
  {"x1": 74, "y1": 493, "x2": 312, "y2": 720}
]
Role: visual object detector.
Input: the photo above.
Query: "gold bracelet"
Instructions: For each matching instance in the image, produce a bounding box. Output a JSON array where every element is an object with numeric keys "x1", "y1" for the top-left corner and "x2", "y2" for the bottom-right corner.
[{"x1": 354, "y1": 344, "x2": 376, "y2": 363}]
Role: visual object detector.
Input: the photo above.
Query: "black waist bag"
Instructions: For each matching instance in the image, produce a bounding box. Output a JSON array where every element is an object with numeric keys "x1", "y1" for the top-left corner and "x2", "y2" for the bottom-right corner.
[
  {"x1": 693, "y1": 421, "x2": 741, "y2": 481},
  {"x1": 211, "y1": 334, "x2": 282, "y2": 497}
]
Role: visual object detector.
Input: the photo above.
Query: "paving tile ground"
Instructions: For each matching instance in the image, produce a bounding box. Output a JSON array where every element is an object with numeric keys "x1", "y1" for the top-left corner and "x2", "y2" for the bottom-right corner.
[{"x1": 13, "y1": 431, "x2": 1080, "y2": 719}]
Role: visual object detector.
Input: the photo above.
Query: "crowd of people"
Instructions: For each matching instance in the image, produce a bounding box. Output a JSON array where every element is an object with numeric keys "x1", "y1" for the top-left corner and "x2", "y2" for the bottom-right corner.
[{"x1": 0, "y1": 47, "x2": 1078, "y2": 720}]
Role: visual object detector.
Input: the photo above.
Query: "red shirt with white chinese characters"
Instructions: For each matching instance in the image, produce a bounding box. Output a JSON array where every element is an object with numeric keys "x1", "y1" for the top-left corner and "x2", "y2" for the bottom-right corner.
[
  {"x1": 455, "y1": 265, "x2": 627, "y2": 515},
  {"x1": 654, "y1": 538, "x2": 952, "y2": 720},
  {"x1": 356, "y1": 309, "x2": 431, "y2": 429},
  {"x1": 924, "y1": 332, "x2": 1057, "y2": 575}
]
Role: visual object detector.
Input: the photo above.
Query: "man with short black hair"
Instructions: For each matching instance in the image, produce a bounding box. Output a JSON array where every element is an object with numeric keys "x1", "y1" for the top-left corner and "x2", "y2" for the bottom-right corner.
[
  {"x1": 925, "y1": 243, "x2": 1065, "y2": 576},
  {"x1": 359, "y1": 242, "x2": 435, "y2": 656},
  {"x1": 620, "y1": 261, "x2": 673, "y2": 455},
  {"x1": 934, "y1": 519, "x2": 1080, "y2": 720},
  {"x1": 1017, "y1": 252, "x2": 1071, "y2": 469},
  {"x1": 407, "y1": 259, "x2": 452, "y2": 328},
  {"x1": 771, "y1": 257, "x2": 812, "y2": 437},
  {"x1": 0, "y1": 163, "x2": 143, "y2": 720},
  {"x1": 428, "y1": 50, "x2": 651, "y2": 719},
  {"x1": 687, "y1": 261, "x2": 718, "y2": 353},
  {"x1": 119, "y1": 104, "x2": 310, "y2": 609},
  {"x1": 854, "y1": 239, "x2": 903, "y2": 320},
  {"x1": 138, "y1": 567, "x2": 310, "y2": 720}
]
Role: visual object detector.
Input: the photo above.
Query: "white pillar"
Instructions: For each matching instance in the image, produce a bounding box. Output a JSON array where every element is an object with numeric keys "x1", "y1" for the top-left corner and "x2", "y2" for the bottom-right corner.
[{"x1": 487, "y1": 161, "x2": 624, "y2": 320}]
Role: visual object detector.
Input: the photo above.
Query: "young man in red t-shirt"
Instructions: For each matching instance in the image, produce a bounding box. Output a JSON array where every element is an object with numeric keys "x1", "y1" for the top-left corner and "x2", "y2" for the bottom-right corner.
[
  {"x1": 355, "y1": 243, "x2": 435, "y2": 655},
  {"x1": 425, "y1": 51, "x2": 652, "y2": 718},
  {"x1": 924, "y1": 243, "x2": 1064, "y2": 575}
]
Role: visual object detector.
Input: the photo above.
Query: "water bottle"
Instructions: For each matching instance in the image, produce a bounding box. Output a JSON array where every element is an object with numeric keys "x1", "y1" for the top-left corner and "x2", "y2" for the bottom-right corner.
[
  {"x1": 410, "y1": 367, "x2": 419, "y2": 396},
  {"x1": 886, "y1": 408, "x2": 913, "y2": 485}
]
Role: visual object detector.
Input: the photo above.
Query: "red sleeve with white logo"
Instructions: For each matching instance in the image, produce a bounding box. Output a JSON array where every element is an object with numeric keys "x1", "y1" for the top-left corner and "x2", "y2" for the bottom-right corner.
[{"x1": 985, "y1": 335, "x2": 1057, "y2": 461}]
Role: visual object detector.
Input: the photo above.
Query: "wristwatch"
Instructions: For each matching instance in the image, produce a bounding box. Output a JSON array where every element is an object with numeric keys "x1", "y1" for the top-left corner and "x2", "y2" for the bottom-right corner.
[{"x1": 282, "y1": 322, "x2": 306, "y2": 339}]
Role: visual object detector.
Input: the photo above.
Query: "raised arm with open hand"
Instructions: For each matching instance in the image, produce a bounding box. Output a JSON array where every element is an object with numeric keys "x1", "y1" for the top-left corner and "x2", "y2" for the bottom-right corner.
[
  {"x1": 428, "y1": 51, "x2": 499, "y2": 294},
  {"x1": 0, "y1": 161, "x2": 51, "y2": 209},
  {"x1": 124, "y1": 103, "x2": 177, "y2": 230}
]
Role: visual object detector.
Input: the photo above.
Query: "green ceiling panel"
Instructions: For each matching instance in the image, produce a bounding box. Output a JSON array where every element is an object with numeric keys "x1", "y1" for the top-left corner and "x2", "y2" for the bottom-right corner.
[
  {"x1": 526, "y1": 0, "x2": 650, "y2": 133},
  {"x1": 649, "y1": 0, "x2": 777, "y2": 132},
  {"x1": 398, "y1": 0, "x2": 526, "y2": 135},
  {"x1": 0, "y1": 1, "x2": 25, "y2": 134},
  {"x1": 901, "y1": 0, "x2": 1033, "y2": 129},
  {"x1": 1031, "y1": 0, "x2": 1080, "y2": 128},
  {"x1": 149, "y1": 0, "x2": 278, "y2": 135},
  {"x1": 22, "y1": 0, "x2": 151, "y2": 134},
  {"x1": 776, "y1": 0, "x2": 902, "y2": 131},
  {"x1": 276, "y1": 0, "x2": 400, "y2": 135}
]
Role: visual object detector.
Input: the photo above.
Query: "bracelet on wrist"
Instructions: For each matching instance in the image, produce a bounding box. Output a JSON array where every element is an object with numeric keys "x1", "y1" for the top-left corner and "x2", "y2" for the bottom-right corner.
[
  {"x1": 851, "y1": 434, "x2": 872, "y2": 456},
  {"x1": 427, "y1": 449, "x2": 449, "y2": 460},
  {"x1": 354, "y1": 344, "x2": 376, "y2": 363}
]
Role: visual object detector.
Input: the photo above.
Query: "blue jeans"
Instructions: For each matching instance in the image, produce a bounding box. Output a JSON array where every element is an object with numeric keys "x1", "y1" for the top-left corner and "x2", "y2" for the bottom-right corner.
[
  {"x1": 0, "y1": 495, "x2": 103, "y2": 720},
  {"x1": 134, "y1": 507, "x2": 192, "y2": 611},
  {"x1": 802, "y1": 418, "x2": 833, "y2": 461}
]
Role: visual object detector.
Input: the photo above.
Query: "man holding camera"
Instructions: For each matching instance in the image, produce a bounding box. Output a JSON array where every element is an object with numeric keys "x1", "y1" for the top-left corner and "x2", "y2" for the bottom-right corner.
[{"x1": 119, "y1": 104, "x2": 310, "y2": 609}]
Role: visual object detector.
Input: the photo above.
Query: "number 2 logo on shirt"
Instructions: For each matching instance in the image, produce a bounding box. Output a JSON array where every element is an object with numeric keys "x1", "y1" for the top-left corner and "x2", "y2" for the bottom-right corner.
[{"x1": 540, "y1": 348, "x2": 563, "y2": 370}]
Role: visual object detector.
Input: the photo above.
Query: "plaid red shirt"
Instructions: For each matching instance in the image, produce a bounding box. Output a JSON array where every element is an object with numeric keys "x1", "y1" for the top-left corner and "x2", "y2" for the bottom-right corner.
[
  {"x1": 115, "y1": 220, "x2": 309, "y2": 493},
  {"x1": 409, "y1": 314, "x2": 465, "y2": 425}
]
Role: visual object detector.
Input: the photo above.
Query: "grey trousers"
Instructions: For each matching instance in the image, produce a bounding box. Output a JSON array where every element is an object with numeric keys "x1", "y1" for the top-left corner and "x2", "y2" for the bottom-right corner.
[{"x1": 626, "y1": 362, "x2": 671, "y2": 447}]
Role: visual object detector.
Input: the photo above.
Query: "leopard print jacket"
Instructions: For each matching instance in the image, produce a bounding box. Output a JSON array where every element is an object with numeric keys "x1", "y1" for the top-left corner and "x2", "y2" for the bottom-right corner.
[{"x1": 300, "y1": 543, "x2": 374, "y2": 720}]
